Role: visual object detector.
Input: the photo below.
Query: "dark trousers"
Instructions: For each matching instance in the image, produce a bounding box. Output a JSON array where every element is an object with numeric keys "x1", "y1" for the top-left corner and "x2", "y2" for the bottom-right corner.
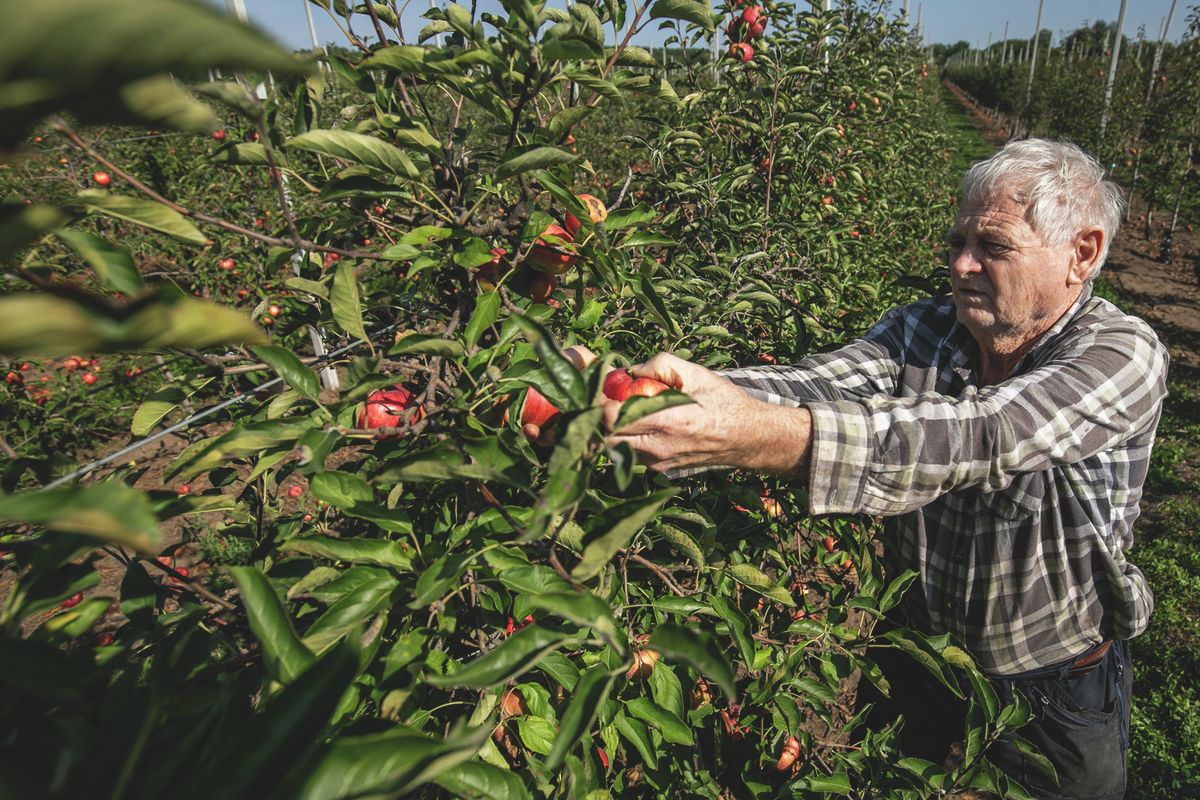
[{"x1": 857, "y1": 639, "x2": 1132, "y2": 799}]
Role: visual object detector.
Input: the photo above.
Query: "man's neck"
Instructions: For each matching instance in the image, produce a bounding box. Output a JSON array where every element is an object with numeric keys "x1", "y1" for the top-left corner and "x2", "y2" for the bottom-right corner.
[{"x1": 975, "y1": 290, "x2": 1084, "y2": 385}]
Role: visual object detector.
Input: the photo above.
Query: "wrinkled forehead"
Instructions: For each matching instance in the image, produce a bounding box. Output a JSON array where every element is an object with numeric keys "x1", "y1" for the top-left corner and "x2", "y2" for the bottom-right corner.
[{"x1": 953, "y1": 190, "x2": 1040, "y2": 237}]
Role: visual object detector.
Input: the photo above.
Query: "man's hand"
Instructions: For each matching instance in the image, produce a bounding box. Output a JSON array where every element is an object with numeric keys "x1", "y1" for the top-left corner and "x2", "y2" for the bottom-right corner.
[{"x1": 602, "y1": 352, "x2": 813, "y2": 476}]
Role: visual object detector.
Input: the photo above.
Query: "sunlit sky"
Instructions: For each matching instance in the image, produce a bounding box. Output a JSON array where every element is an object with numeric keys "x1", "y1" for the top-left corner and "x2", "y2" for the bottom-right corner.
[{"x1": 205, "y1": 0, "x2": 1189, "y2": 51}]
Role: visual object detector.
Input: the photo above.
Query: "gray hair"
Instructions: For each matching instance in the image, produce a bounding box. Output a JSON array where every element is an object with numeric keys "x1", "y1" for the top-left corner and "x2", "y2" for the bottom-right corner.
[{"x1": 961, "y1": 138, "x2": 1125, "y2": 270}]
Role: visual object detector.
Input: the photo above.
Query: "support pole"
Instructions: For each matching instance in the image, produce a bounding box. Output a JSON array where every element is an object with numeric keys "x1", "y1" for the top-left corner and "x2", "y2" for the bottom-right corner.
[
  {"x1": 1146, "y1": 1, "x2": 1178, "y2": 104},
  {"x1": 1002, "y1": 20, "x2": 1009, "y2": 65},
  {"x1": 1099, "y1": 0, "x2": 1129, "y2": 140},
  {"x1": 1024, "y1": 0, "x2": 1044, "y2": 106}
]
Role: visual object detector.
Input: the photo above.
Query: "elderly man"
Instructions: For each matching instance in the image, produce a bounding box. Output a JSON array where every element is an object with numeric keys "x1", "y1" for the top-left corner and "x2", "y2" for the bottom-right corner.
[{"x1": 604, "y1": 139, "x2": 1167, "y2": 799}]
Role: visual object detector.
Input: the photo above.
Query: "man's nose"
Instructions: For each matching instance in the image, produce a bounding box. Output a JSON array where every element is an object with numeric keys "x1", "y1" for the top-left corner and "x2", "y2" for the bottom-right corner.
[{"x1": 949, "y1": 246, "x2": 982, "y2": 279}]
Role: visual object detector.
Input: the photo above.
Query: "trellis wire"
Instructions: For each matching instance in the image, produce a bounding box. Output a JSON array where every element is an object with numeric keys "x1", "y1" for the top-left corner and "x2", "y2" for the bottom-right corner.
[{"x1": 41, "y1": 322, "x2": 400, "y2": 491}]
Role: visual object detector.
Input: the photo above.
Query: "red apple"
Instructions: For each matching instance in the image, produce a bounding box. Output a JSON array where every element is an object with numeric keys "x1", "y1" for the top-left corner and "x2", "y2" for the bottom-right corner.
[
  {"x1": 61, "y1": 593, "x2": 82, "y2": 608},
  {"x1": 287, "y1": 484, "x2": 304, "y2": 498},
  {"x1": 522, "y1": 387, "x2": 561, "y2": 429},
  {"x1": 564, "y1": 194, "x2": 608, "y2": 238},
  {"x1": 529, "y1": 272, "x2": 556, "y2": 304},
  {"x1": 81, "y1": 372, "x2": 97, "y2": 385},
  {"x1": 477, "y1": 248, "x2": 506, "y2": 290},
  {"x1": 528, "y1": 223, "x2": 577, "y2": 274},
  {"x1": 212, "y1": 129, "x2": 226, "y2": 141},
  {"x1": 177, "y1": 484, "x2": 191, "y2": 495},
  {"x1": 775, "y1": 736, "x2": 801, "y2": 770},
  {"x1": 267, "y1": 304, "x2": 282, "y2": 317},
  {"x1": 92, "y1": 171, "x2": 111, "y2": 187},
  {"x1": 219, "y1": 257, "x2": 236, "y2": 271},
  {"x1": 358, "y1": 385, "x2": 424, "y2": 438},
  {"x1": 728, "y1": 42, "x2": 754, "y2": 63},
  {"x1": 500, "y1": 688, "x2": 528, "y2": 718},
  {"x1": 626, "y1": 648, "x2": 661, "y2": 679},
  {"x1": 603, "y1": 369, "x2": 670, "y2": 402}
]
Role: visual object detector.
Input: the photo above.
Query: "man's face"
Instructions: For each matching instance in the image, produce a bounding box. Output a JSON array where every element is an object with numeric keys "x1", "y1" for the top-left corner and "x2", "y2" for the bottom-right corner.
[{"x1": 946, "y1": 192, "x2": 1081, "y2": 346}]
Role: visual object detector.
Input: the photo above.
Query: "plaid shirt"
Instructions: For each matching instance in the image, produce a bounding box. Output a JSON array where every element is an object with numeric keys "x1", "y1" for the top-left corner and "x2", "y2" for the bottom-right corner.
[{"x1": 722, "y1": 287, "x2": 1168, "y2": 675}]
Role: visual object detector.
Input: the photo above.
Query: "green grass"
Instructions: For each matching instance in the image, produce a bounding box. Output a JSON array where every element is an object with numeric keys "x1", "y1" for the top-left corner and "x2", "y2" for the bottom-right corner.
[{"x1": 937, "y1": 84, "x2": 997, "y2": 177}]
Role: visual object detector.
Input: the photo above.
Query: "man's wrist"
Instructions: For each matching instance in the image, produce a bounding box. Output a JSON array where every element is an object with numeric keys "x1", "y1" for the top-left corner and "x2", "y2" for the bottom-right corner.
[{"x1": 737, "y1": 401, "x2": 813, "y2": 476}]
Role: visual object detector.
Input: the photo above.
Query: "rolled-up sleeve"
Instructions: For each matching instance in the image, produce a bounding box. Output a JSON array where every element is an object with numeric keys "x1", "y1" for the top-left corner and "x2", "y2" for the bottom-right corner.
[{"x1": 803, "y1": 317, "x2": 1169, "y2": 516}]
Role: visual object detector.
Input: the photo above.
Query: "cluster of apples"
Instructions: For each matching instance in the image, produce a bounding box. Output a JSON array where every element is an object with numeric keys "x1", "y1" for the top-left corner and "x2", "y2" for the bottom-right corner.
[
  {"x1": 477, "y1": 193, "x2": 607, "y2": 304},
  {"x1": 726, "y1": 1, "x2": 767, "y2": 63}
]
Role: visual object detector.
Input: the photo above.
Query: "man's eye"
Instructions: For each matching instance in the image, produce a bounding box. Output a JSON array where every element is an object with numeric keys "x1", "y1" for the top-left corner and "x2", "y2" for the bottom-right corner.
[{"x1": 984, "y1": 242, "x2": 1008, "y2": 255}]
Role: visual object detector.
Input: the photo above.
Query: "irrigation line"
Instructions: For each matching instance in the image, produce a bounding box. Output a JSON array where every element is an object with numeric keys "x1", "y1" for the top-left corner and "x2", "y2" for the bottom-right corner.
[{"x1": 42, "y1": 323, "x2": 400, "y2": 491}]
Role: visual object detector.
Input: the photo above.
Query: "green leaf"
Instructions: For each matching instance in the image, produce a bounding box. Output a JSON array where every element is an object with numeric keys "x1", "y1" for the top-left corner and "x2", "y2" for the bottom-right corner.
[
  {"x1": 210, "y1": 142, "x2": 274, "y2": 166},
  {"x1": 426, "y1": 624, "x2": 574, "y2": 688},
  {"x1": 166, "y1": 419, "x2": 315, "y2": 482},
  {"x1": 709, "y1": 594, "x2": 756, "y2": 671},
  {"x1": 626, "y1": 697, "x2": 693, "y2": 744},
  {"x1": 614, "y1": 714, "x2": 659, "y2": 769},
  {"x1": 613, "y1": 390, "x2": 694, "y2": 430},
  {"x1": 210, "y1": 644, "x2": 359, "y2": 800},
  {"x1": 545, "y1": 665, "x2": 617, "y2": 770},
  {"x1": 434, "y1": 761, "x2": 532, "y2": 800},
  {"x1": 130, "y1": 377, "x2": 213, "y2": 436},
  {"x1": 389, "y1": 333, "x2": 464, "y2": 358},
  {"x1": 880, "y1": 628, "x2": 964, "y2": 698},
  {"x1": 464, "y1": 291, "x2": 500, "y2": 349},
  {"x1": 285, "y1": 277, "x2": 330, "y2": 299},
  {"x1": 409, "y1": 552, "x2": 473, "y2": 609},
  {"x1": 331, "y1": 261, "x2": 369, "y2": 343},
  {"x1": 280, "y1": 536, "x2": 414, "y2": 570},
  {"x1": 0, "y1": 288, "x2": 265, "y2": 359},
  {"x1": 302, "y1": 574, "x2": 397, "y2": 653},
  {"x1": 55, "y1": 230, "x2": 143, "y2": 295},
  {"x1": 495, "y1": 146, "x2": 578, "y2": 181},
  {"x1": 230, "y1": 566, "x2": 316, "y2": 684},
  {"x1": 511, "y1": 315, "x2": 588, "y2": 407},
  {"x1": 878, "y1": 569, "x2": 918, "y2": 612},
  {"x1": 251, "y1": 345, "x2": 321, "y2": 402},
  {"x1": 571, "y1": 489, "x2": 675, "y2": 580},
  {"x1": 726, "y1": 562, "x2": 794, "y2": 606},
  {"x1": 649, "y1": 623, "x2": 736, "y2": 702},
  {"x1": 0, "y1": 0, "x2": 306, "y2": 151},
  {"x1": 654, "y1": 523, "x2": 705, "y2": 569},
  {"x1": 648, "y1": 0, "x2": 714, "y2": 30},
  {"x1": 309, "y1": 471, "x2": 373, "y2": 506},
  {"x1": 77, "y1": 190, "x2": 207, "y2": 244},
  {"x1": 527, "y1": 591, "x2": 624, "y2": 655},
  {"x1": 194, "y1": 80, "x2": 264, "y2": 119},
  {"x1": 286, "y1": 129, "x2": 419, "y2": 179},
  {"x1": 0, "y1": 203, "x2": 71, "y2": 261},
  {"x1": 0, "y1": 482, "x2": 160, "y2": 553}
]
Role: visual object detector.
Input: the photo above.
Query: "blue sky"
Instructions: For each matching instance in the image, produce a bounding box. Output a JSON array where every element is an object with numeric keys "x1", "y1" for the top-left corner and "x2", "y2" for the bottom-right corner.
[{"x1": 206, "y1": 0, "x2": 1189, "y2": 52}]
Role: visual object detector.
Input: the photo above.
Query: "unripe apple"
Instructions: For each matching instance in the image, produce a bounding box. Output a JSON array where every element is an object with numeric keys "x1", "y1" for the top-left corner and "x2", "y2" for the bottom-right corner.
[
  {"x1": 775, "y1": 736, "x2": 801, "y2": 770},
  {"x1": 92, "y1": 171, "x2": 111, "y2": 187},
  {"x1": 603, "y1": 369, "x2": 670, "y2": 402},
  {"x1": 564, "y1": 194, "x2": 608, "y2": 238},
  {"x1": 358, "y1": 385, "x2": 424, "y2": 438},
  {"x1": 528, "y1": 222, "x2": 577, "y2": 274},
  {"x1": 728, "y1": 42, "x2": 754, "y2": 63}
]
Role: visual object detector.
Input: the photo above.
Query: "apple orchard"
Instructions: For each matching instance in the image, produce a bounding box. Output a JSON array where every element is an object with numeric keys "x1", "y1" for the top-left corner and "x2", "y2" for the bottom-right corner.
[{"x1": 0, "y1": 0, "x2": 1030, "y2": 798}]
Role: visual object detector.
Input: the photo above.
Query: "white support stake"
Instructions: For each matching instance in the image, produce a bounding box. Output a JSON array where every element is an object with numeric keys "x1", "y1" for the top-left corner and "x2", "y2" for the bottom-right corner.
[
  {"x1": 1099, "y1": 0, "x2": 1129, "y2": 140},
  {"x1": 1025, "y1": 0, "x2": 1043, "y2": 106},
  {"x1": 1146, "y1": 2, "x2": 1178, "y2": 104}
]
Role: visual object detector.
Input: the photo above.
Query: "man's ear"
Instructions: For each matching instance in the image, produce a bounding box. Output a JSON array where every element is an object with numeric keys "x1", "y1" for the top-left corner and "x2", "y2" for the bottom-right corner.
[{"x1": 1069, "y1": 227, "x2": 1104, "y2": 284}]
